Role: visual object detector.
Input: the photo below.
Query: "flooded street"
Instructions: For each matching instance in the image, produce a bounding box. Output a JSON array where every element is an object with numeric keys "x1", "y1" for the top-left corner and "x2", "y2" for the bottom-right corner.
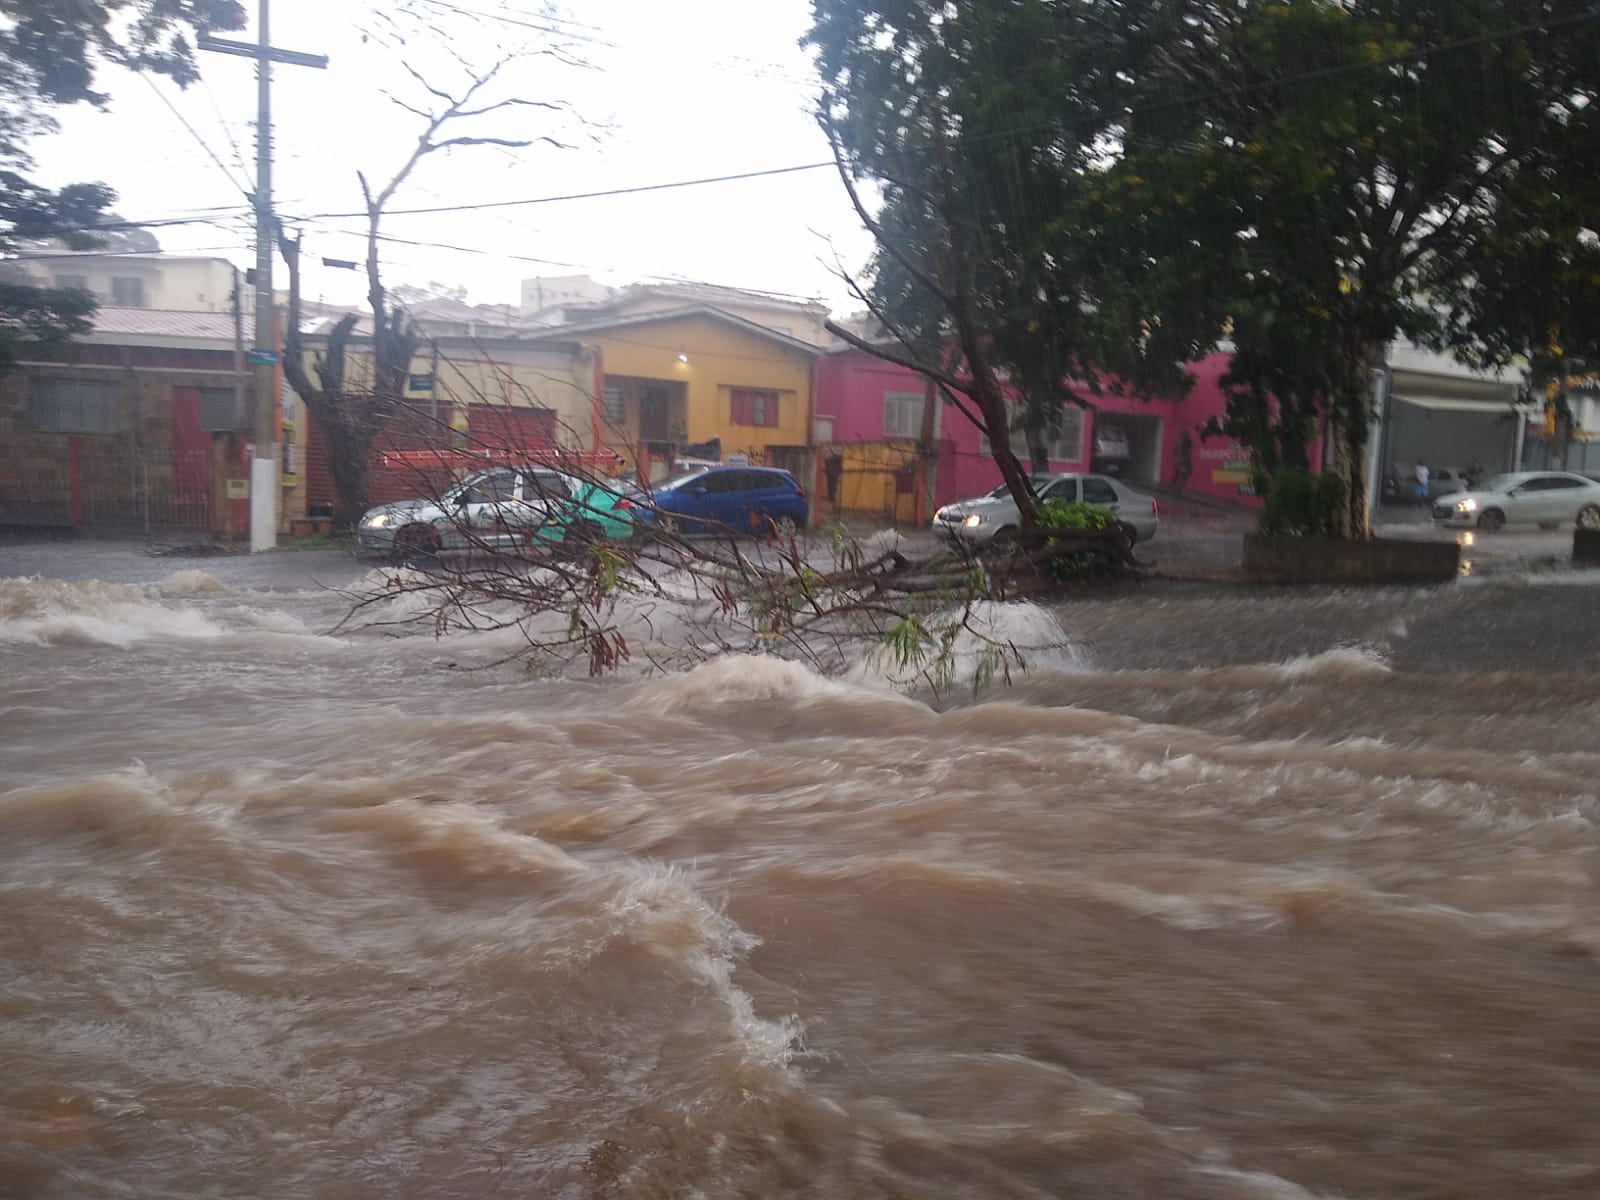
[{"x1": 3, "y1": 541, "x2": 1599, "y2": 1199}]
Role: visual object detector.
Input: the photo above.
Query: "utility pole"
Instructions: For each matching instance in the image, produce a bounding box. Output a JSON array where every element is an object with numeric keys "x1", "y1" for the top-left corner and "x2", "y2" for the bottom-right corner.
[{"x1": 201, "y1": 2, "x2": 327, "y2": 552}]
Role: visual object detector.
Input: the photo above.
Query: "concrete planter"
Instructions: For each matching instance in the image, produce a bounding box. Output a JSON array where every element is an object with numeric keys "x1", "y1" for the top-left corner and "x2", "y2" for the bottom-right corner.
[
  {"x1": 1575, "y1": 528, "x2": 1600, "y2": 567},
  {"x1": 1242, "y1": 534, "x2": 1461, "y2": 584}
]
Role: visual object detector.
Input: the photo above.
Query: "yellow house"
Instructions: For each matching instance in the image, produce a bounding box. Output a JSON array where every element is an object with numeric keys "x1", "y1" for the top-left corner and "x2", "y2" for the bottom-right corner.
[{"x1": 551, "y1": 306, "x2": 820, "y2": 488}]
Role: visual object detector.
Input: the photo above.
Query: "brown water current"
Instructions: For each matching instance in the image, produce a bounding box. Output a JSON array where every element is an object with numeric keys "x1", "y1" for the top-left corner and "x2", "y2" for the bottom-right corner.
[{"x1": 2, "y1": 564, "x2": 1598, "y2": 1198}]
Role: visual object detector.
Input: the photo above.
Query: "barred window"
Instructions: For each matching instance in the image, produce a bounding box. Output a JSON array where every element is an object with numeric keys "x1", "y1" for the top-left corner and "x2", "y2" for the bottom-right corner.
[
  {"x1": 30, "y1": 378, "x2": 123, "y2": 434},
  {"x1": 198, "y1": 387, "x2": 243, "y2": 432},
  {"x1": 602, "y1": 384, "x2": 625, "y2": 424}
]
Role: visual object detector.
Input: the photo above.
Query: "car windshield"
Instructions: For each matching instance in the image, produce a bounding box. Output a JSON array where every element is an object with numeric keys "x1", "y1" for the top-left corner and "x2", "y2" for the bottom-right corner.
[
  {"x1": 984, "y1": 476, "x2": 1051, "y2": 500},
  {"x1": 651, "y1": 469, "x2": 708, "y2": 492},
  {"x1": 1474, "y1": 474, "x2": 1518, "y2": 494}
]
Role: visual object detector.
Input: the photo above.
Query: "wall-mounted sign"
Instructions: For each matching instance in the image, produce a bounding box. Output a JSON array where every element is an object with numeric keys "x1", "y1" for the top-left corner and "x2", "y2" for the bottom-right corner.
[
  {"x1": 247, "y1": 348, "x2": 279, "y2": 365},
  {"x1": 408, "y1": 373, "x2": 434, "y2": 392},
  {"x1": 226, "y1": 478, "x2": 250, "y2": 499}
]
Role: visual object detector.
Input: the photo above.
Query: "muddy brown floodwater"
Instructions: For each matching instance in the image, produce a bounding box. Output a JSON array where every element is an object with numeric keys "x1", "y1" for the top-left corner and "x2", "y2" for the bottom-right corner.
[{"x1": 2, "y1": 551, "x2": 1598, "y2": 1199}]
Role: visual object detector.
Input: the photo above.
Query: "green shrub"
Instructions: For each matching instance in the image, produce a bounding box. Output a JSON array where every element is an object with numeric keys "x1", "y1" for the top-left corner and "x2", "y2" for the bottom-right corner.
[
  {"x1": 1034, "y1": 499, "x2": 1118, "y2": 581},
  {"x1": 1259, "y1": 466, "x2": 1347, "y2": 537}
]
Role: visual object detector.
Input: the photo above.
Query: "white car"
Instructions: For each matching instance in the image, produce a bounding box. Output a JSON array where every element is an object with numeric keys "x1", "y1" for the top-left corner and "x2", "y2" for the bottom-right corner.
[
  {"x1": 1431, "y1": 470, "x2": 1600, "y2": 531},
  {"x1": 357, "y1": 466, "x2": 581, "y2": 559},
  {"x1": 933, "y1": 473, "x2": 1159, "y2": 549}
]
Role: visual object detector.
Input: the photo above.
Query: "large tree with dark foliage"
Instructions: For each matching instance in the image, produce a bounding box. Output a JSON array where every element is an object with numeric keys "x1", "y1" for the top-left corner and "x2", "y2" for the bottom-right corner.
[
  {"x1": 812, "y1": 0, "x2": 1600, "y2": 536},
  {"x1": 0, "y1": 0, "x2": 246, "y2": 369},
  {"x1": 807, "y1": 0, "x2": 1224, "y2": 525},
  {"x1": 1110, "y1": 0, "x2": 1600, "y2": 535}
]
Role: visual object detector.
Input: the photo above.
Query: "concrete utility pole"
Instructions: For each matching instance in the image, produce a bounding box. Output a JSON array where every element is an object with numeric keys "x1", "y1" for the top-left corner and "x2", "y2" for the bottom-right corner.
[{"x1": 200, "y1": 2, "x2": 327, "y2": 552}]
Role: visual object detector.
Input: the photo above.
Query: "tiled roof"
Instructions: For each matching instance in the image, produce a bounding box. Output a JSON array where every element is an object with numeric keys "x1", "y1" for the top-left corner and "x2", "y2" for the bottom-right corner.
[{"x1": 90, "y1": 307, "x2": 239, "y2": 340}]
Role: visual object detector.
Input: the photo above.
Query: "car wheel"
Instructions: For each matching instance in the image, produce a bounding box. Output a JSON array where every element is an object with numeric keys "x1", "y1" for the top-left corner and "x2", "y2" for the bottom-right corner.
[
  {"x1": 393, "y1": 523, "x2": 440, "y2": 563},
  {"x1": 1577, "y1": 504, "x2": 1600, "y2": 530},
  {"x1": 1113, "y1": 519, "x2": 1138, "y2": 545},
  {"x1": 774, "y1": 515, "x2": 798, "y2": 539},
  {"x1": 1476, "y1": 508, "x2": 1505, "y2": 532},
  {"x1": 656, "y1": 514, "x2": 681, "y2": 540}
]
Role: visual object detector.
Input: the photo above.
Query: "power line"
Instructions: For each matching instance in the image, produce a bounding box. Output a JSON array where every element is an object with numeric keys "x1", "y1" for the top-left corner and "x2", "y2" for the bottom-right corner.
[
  {"x1": 407, "y1": 0, "x2": 615, "y2": 47},
  {"x1": 290, "y1": 161, "x2": 835, "y2": 221},
  {"x1": 140, "y1": 75, "x2": 253, "y2": 200},
  {"x1": 199, "y1": 73, "x2": 256, "y2": 190}
]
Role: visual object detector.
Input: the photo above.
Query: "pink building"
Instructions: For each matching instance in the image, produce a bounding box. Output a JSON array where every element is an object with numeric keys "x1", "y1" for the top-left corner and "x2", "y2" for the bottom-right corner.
[{"x1": 814, "y1": 345, "x2": 1262, "y2": 513}]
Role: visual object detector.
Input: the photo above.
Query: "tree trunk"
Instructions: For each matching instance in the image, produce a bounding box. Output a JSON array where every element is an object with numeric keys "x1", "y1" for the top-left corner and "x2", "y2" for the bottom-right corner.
[
  {"x1": 1329, "y1": 338, "x2": 1375, "y2": 539},
  {"x1": 277, "y1": 231, "x2": 369, "y2": 529},
  {"x1": 1023, "y1": 409, "x2": 1051, "y2": 474}
]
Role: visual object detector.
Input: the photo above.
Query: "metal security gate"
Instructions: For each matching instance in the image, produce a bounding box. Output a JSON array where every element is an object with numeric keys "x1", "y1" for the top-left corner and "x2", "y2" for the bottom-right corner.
[{"x1": 0, "y1": 438, "x2": 214, "y2": 535}]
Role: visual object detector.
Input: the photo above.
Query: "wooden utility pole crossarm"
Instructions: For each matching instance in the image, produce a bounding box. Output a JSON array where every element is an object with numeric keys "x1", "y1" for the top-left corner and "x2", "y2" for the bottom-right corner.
[{"x1": 200, "y1": 1, "x2": 327, "y2": 552}]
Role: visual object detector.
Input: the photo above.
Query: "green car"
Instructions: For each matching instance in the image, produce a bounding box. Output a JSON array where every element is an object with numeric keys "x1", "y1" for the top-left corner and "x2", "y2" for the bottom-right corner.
[{"x1": 532, "y1": 479, "x2": 639, "y2": 552}]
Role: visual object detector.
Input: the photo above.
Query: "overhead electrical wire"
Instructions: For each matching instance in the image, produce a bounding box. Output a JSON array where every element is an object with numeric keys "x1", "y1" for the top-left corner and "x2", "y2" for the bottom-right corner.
[{"x1": 140, "y1": 75, "x2": 254, "y2": 200}]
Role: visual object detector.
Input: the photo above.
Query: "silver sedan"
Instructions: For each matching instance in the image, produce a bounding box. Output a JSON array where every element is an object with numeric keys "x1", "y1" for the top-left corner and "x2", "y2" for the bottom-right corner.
[
  {"x1": 933, "y1": 473, "x2": 1159, "y2": 549},
  {"x1": 1431, "y1": 471, "x2": 1600, "y2": 532}
]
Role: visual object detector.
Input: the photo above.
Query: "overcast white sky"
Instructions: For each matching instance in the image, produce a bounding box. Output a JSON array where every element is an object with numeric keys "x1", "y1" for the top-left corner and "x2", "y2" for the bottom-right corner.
[{"x1": 28, "y1": 0, "x2": 875, "y2": 312}]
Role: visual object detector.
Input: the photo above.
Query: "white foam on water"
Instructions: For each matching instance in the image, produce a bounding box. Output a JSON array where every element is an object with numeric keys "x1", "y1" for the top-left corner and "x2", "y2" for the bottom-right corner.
[
  {"x1": 853, "y1": 599, "x2": 1089, "y2": 692},
  {"x1": 0, "y1": 577, "x2": 227, "y2": 646},
  {"x1": 150, "y1": 570, "x2": 228, "y2": 596},
  {"x1": 635, "y1": 652, "x2": 925, "y2": 715},
  {"x1": 0, "y1": 576, "x2": 344, "y2": 650}
]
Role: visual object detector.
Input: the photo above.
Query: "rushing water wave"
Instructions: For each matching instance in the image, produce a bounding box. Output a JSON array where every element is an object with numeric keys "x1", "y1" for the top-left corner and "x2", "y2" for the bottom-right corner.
[{"x1": 3, "y1": 563, "x2": 1599, "y2": 1198}]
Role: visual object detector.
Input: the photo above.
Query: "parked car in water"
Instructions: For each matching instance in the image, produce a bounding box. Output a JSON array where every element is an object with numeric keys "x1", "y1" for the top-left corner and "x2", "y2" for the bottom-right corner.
[
  {"x1": 1431, "y1": 470, "x2": 1600, "y2": 531},
  {"x1": 1090, "y1": 426, "x2": 1132, "y2": 475},
  {"x1": 531, "y1": 478, "x2": 639, "y2": 551},
  {"x1": 357, "y1": 466, "x2": 580, "y2": 559},
  {"x1": 932, "y1": 473, "x2": 1159, "y2": 549},
  {"x1": 1426, "y1": 466, "x2": 1474, "y2": 501},
  {"x1": 631, "y1": 465, "x2": 809, "y2": 536}
]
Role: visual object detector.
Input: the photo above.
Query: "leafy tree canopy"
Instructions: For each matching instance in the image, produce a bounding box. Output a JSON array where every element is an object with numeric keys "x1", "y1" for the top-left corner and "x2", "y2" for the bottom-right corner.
[{"x1": 0, "y1": 1, "x2": 244, "y2": 369}]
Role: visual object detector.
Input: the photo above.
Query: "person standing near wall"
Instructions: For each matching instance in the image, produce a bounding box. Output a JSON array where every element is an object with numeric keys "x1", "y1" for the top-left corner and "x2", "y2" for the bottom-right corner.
[{"x1": 1413, "y1": 460, "x2": 1430, "y2": 505}]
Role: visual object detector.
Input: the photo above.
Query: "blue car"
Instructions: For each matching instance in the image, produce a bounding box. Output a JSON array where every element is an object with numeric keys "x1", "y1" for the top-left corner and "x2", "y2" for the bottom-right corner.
[{"x1": 638, "y1": 465, "x2": 808, "y2": 536}]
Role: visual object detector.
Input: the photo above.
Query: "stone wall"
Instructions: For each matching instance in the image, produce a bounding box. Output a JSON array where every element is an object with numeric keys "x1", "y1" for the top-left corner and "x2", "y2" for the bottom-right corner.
[{"x1": 1243, "y1": 534, "x2": 1462, "y2": 584}]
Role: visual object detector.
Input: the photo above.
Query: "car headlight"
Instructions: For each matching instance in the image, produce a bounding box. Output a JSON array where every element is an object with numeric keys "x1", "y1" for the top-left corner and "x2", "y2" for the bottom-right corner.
[
  {"x1": 1456, "y1": 498, "x2": 1478, "y2": 512},
  {"x1": 962, "y1": 513, "x2": 985, "y2": 527},
  {"x1": 362, "y1": 512, "x2": 392, "y2": 528}
]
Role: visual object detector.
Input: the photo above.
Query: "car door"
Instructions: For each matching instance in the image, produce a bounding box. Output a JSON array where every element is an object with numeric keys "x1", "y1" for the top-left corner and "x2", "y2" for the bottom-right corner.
[
  {"x1": 461, "y1": 469, "x2": 521, "y2": 549},
  {"x1": 1506, "y1": 475, "x2": 1553, "y2": 525},
  {"x1": 741, "y1": 470, "x2": 786, "y2": 532},
  {"x1": 516, "y1": 470, "x2": 572, "y2": 533},
  {"x1": 1042, "y1": 477, "x2": 1080, "y2": 504},
  {"x1": 680, "y1": 468, "x2": 730, "y2": 531},
  {"x1": 1081, "y1": 476, "x2": 1122, "y2": 516},
  {"x1": 1540, "y1": 475, "x2": 1590, "y2": 524}
]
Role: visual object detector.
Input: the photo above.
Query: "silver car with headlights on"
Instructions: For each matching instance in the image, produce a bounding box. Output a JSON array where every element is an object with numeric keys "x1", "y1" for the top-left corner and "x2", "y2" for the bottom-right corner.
[
  {"x1": 933, "y1": 473, "x2": 1159, "y2": 550},
  {"x1": 357, "y1": 466, "x2": 580, "y2": 559},
  {"x1": 1431, "y1": 470, "x2": 1600, "y2": 532}
]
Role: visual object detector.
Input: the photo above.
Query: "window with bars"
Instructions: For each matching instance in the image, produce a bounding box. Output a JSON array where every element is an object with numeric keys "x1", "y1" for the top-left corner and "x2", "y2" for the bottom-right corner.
[
  {"x1": 602, "y1": 384, "x2": 625, "y2": 424},
  {"x1": 198, "y1": 387, "x2": 243, "y2": 432},
  {"x1": 978, "y1": 403, "x2": 1085, "y2": 462},
  {"x1": 882, "y1": 390, "x2": 927, "y2": 437},
  {"x1": 30, "y1": 378, "x2": 123, "y2": 433},
  {"x1": 730, "y1": 388, "x2": 781, "y2": 427}
]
